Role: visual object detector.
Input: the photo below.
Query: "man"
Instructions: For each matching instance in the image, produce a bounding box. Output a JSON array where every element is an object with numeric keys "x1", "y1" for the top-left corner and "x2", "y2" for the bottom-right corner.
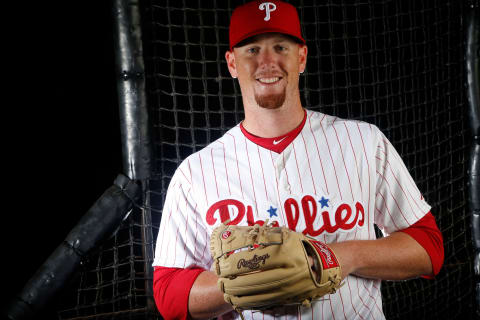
[{"x1": 152, "y1": 1, "x2": 444, "y2": 319}]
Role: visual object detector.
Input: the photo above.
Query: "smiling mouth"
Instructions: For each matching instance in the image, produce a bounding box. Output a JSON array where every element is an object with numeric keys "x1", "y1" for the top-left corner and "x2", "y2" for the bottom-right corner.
[{"x1": 257, "y1": 77, "x2": 282, "y2": 84}]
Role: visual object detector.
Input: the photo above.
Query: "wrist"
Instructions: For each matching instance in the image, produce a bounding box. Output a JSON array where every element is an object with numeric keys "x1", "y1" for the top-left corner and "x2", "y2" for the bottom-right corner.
[{"x1": 328, "y1": 241, "x2": 359, "y2": 279}]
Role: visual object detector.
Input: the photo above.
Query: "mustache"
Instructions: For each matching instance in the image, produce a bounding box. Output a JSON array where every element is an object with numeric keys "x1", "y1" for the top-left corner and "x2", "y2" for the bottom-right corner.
[{"x1": 254, "y1": 70, "x2": 287, "y2": 79}]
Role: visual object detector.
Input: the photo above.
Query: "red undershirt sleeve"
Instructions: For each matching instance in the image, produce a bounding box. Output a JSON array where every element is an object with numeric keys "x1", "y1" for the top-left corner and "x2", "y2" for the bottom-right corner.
[
  {"x1": 153, "y1": 266, "x2": 206, "y2": 320},
  {"x1": 398, "y1": 212, "x2": 444, "y2": 279}
]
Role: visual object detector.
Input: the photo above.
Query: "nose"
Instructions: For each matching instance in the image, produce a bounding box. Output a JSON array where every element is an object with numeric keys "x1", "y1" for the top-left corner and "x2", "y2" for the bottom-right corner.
[{"x1": 257, "y1": 48, "x2": 278, "y2": 71}]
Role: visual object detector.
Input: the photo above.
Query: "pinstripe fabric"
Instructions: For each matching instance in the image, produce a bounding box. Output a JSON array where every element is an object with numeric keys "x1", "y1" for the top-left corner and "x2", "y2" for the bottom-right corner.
[{"x1": 153, "y1": 109, "x2": 431, "y2": 320}]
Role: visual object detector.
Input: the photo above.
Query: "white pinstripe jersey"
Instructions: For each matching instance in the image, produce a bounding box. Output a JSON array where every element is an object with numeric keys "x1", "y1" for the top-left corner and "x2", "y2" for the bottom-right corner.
[{"x1": 153, "y1": 109, "x2": 431, "y2": 320}]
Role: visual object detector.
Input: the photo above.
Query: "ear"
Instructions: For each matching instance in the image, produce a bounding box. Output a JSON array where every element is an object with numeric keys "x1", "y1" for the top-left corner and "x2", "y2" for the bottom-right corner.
[
  {"x1": 225, "y1": 50, "x2": 238, "y2": 78},
  {"x1": 298, "y1": 45, "x2": 308, "y2": 74}
]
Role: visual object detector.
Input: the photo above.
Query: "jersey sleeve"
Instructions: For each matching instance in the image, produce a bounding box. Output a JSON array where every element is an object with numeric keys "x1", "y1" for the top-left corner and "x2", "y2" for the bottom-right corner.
[
  {"x1": 373, "y1": 127, "x2": 431, "y2": 234},
  {"x1": 399, "y1": 212, "x2": 444, "y2": 278},
  {"x1": 153, "y1": 162, "x2": 212, "y2": 270},
  {"x1": 153, "y1": 266, "x2": 205, "y2": 320}
]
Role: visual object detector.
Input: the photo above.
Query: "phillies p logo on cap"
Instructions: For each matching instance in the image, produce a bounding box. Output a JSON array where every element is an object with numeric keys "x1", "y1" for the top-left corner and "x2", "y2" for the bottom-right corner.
[
  {"x1": 259, "y1": 2, "x2": 276, "y2": 21},
  {"x1": 229, "y1": 0, "x2": 305, "y2": 50}
]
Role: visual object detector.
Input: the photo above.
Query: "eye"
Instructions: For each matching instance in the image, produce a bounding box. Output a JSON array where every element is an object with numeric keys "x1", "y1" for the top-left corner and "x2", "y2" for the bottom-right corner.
[
  {"x1": 246, "y1": 47, "x2": 259, "y2": 54},
  {"x1": 275, "y1": 44, "x2": 288, "y2": 53}
]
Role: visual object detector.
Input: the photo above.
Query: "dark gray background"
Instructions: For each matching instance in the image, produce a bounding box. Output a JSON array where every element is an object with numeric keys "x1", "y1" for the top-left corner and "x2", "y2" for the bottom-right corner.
[{"x1": 3, "y1": 1, "x2": 121, "y2": 318}]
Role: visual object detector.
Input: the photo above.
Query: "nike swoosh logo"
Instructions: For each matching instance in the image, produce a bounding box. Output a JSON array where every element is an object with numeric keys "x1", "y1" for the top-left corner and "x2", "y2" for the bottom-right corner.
[{"x1": 273, "y1": 136, "x2": 288, "y2": 145}]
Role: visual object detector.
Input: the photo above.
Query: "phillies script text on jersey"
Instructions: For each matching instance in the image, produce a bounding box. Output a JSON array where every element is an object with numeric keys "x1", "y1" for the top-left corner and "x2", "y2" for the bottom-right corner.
[{"x1": 205, "y1": 195, "x2": 365, "y2": 236}]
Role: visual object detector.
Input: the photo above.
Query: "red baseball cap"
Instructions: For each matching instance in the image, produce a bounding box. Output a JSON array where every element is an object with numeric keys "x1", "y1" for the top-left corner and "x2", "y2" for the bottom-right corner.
[{"x1": 229, "y1": 0, "x2": 305, "y2": 50}]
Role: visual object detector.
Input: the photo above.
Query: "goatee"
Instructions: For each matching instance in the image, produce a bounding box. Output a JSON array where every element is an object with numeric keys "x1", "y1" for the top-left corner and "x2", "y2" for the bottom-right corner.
[{"x1": 254, "y1": 90, "x2": 286, "y2": 109}]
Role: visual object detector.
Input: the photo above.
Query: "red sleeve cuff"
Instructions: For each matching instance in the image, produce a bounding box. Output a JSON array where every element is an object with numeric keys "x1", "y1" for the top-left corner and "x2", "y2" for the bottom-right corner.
[
  {"x1": 399, "y1": 212, "x2": 444, "y2": 279},
  {"x1": 153, "y1": 266, "x2": 205, "y2": 320}
]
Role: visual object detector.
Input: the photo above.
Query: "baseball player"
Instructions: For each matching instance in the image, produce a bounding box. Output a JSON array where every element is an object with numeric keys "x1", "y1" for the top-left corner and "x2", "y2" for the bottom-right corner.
[{"x1": 152, "y1": 1, "x2": 444, "y2": 319}]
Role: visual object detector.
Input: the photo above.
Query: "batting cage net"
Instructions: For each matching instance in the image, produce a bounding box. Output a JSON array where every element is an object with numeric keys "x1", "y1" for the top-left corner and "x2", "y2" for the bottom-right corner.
[{"x1": 58, "y1": 0, "x2": 478, "y2": 319}]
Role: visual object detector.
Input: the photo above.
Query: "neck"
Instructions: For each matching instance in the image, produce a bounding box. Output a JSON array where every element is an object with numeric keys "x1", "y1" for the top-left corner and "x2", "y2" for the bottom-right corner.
[{"x1": 242, "y1": 99, "x2": 305, "y2": 138}]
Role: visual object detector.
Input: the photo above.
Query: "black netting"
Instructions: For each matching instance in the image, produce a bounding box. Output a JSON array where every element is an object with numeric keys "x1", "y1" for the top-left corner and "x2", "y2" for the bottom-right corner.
[
  {"x1": 58, "y1": 205, "x2": 157, "y2": 319},
  {"x1": 58, "y1": 1, "x2": 477, "y2": 319}
]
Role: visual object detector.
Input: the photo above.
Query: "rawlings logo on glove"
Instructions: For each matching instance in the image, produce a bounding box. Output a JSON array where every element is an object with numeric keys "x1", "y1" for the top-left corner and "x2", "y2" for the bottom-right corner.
[
  {"x1": 237, "y1": 254, "x2": 270, "y2": 270},
  {"x1": 210, "y1": 222, "x2": 343, "y2": 319}
]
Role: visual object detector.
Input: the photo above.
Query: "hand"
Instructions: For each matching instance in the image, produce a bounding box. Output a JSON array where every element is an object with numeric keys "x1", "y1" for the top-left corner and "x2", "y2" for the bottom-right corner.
[{"x1": 308, "y1": 254, "x2": 318, "y2": 281}]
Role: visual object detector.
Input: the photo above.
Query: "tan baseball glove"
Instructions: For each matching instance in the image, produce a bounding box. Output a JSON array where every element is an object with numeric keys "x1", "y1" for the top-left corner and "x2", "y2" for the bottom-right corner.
[{"x1": 210, "y1": 222, "x2": 343, "y2": 316}]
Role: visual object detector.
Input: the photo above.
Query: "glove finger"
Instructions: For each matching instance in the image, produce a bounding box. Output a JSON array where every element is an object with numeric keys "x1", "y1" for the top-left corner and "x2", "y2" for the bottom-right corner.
[
  {"x1": 225, "y1": 276, "x2": 323, "y2": 309},
  {"x1": 216, "y1": 237, "x2": 305, "y2": 278},
  {"x1": 221, "y1": 268, "x2": 310, "y2": 296},
  {"x1": 216, "y1": 249, "x2": 288, "y2": 278},
  {"x1": 210, "y1": 224, "x2": 258, "y2": 259}
]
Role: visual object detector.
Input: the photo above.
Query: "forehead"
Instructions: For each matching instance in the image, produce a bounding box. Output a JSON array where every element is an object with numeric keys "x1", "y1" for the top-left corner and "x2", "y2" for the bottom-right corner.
[{"x1": 234, "y1": 33, "x2": 300, "y2": 48}]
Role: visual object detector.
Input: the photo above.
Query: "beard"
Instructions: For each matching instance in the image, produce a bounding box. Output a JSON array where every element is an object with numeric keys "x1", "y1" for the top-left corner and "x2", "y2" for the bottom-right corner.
[{"x1": 254, "y1": 89, "x2": 286, "y2": 109}]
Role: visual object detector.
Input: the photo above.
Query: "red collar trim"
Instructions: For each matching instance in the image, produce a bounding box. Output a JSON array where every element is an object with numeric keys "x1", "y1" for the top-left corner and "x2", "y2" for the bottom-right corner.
[{"x1": 240, "y1": 110, "x2": 307, "y2": 153}]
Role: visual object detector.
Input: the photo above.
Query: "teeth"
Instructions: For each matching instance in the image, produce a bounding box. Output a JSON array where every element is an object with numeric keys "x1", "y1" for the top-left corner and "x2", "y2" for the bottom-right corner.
[{"x1": 258, "y1": 77, "x2": 280, "y2": 84}]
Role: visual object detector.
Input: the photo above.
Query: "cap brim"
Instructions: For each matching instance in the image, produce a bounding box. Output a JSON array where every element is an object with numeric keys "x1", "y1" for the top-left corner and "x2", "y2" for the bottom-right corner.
[{"x1": 231, "y1": 29, "x2": 305, "y2": 50}]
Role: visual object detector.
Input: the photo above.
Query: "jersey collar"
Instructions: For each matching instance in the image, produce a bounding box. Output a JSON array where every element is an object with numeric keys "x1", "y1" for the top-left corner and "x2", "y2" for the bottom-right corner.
[{"x1": 239, "y1": 109, "x2": 307, "y2": 153}]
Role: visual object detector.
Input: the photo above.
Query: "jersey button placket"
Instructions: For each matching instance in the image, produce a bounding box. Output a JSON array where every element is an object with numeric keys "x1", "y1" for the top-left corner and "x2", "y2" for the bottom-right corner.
[{"x1": 274, "y1": 152, "x2": 291, "y2": 196}]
